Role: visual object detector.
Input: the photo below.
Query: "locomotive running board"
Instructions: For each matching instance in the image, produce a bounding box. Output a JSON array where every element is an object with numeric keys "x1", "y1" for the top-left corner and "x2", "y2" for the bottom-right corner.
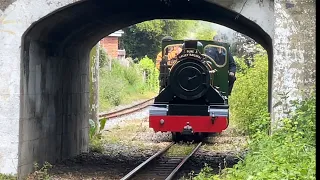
[
  {"x1": 149, "y1": 104, "x2": 229, "y2": 117},
  {"x1": 208, "y1": 105, "x2": 229, "y2": 117},
  {"x1": 149, "y1": 104, "x2": 168, "y2": 116}
]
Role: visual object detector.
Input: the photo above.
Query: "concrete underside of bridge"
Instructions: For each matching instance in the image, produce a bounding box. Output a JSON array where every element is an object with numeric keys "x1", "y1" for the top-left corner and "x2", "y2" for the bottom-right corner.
[{"x1": 0, "y1": 0, "x2": 315, "y2": 179}]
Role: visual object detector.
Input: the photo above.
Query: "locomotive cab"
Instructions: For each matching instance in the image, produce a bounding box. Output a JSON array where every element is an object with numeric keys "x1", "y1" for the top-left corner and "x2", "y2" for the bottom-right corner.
[{"x1": 150, "y1": 39, "x2": 231, "y2": 141}]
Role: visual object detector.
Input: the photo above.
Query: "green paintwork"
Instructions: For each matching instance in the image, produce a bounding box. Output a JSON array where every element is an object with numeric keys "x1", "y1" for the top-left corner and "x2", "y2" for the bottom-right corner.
[{"x1": 162, "y1": 39, "x2": 230, "y2": 96}]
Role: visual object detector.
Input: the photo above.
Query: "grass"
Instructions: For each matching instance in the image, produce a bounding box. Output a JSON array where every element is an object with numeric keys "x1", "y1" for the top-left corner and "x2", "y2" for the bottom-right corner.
[
  {"x1": 201, "y1": 125, "x2": 249, "y2": 153},
  {"x1": 100, "y1": 118, "x2": 174, "y2": 152},
  {"x1": 201, "y1": 137, "x2": 248, "y2": 153},
  {"x1": 166, "y1": 143, "x2": 197, "y2": 156},
  {"x1": 121, "y1": 91, "x2": 156, "y2": 105},
  {"x1": 100, "y1": 91, "x2": 156, "y2": 112},
  {"x1": 102, "y1": 119, "x2": 150, "y2": 145}
]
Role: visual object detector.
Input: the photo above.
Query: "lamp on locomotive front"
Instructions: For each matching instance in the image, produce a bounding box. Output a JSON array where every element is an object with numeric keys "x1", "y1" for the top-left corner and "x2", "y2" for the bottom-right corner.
[{"x1": 181, "y1": 40, "x2": 204, "y2": 53}]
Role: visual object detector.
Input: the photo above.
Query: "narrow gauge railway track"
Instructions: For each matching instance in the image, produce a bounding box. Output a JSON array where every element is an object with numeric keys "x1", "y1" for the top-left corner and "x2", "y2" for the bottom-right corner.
[
  {"x1": 98, "y1": 98, "x2": 155, "y2": 119},
  {"x1": 121, "y1": 142, "x2": 202, "y2": 180}
]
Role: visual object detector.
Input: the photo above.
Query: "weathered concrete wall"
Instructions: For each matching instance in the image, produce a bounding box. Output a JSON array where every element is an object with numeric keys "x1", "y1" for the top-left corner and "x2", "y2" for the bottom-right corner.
[
  {"x1": 89, "y1": 43, "x2": 100, "y2": 133},
  {"x1": 211, "y1": 0, "x2": 274, "y2": 43},
  {"x1": 271, "y1": 0, "x2": 316, "y2": 127},
  {"x1": 19, "y1": 40, "x2": 89, "y2": 177},
  {"x1": 0, "y1": 0, "x2": 77, "y2": 174}
]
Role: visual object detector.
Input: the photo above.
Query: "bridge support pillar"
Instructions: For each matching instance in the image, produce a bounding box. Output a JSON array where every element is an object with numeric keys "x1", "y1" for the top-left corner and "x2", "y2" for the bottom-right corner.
[{"x1": 271, "y1": 0, "x2": 316, "y2": 131}]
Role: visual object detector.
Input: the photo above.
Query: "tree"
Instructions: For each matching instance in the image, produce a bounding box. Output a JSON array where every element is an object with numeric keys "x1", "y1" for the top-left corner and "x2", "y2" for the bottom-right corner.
[
  {"x1": 120, "y1": 26, "x2": 161, "y2": 61},
  {"x1": 120, "y1": 20, "x2": 217, "y2": 61}
]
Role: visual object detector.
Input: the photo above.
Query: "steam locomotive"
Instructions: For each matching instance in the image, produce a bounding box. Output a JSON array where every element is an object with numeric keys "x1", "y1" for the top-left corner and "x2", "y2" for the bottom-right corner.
[{"x1": 149, "y1": 39, "x2": 230, "y2": 141}]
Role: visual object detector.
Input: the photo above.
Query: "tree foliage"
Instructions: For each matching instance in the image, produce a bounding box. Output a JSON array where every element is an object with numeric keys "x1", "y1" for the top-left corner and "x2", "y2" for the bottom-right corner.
[
  {"x1": 138, "y1": 56, "x2": 160, "y2": 91},
  {"x1": 120, "y1": 20, "x2": 217, "y2": 60}
]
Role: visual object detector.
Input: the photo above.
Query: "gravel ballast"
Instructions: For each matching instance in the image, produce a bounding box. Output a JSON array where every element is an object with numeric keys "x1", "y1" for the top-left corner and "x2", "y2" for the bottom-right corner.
[{"x1": 46, "y1": 101, "x2": 247, "y2": 180}]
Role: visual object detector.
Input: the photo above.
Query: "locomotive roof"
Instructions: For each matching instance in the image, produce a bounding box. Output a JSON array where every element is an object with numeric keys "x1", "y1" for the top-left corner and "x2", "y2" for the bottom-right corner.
[{"x1": 161, "y1": 39, "x2": 230, "y2": 53}]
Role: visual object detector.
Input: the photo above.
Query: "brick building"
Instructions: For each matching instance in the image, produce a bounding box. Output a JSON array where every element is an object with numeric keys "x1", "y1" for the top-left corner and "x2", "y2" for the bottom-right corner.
[{"x1": 100, "y1": 30, "x2": 125, "y2": 59}]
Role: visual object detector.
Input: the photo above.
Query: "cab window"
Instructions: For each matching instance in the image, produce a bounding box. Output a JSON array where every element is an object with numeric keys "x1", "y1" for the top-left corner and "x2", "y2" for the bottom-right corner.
[{"x1": 204, "y1": 45, "x2": 227, "y2": 67}]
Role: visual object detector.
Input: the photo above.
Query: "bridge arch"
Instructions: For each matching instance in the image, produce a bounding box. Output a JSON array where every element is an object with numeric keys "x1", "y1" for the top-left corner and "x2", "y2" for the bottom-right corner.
[{"x1": 19, "y1": 0, "x2": 272, "y2": 178}]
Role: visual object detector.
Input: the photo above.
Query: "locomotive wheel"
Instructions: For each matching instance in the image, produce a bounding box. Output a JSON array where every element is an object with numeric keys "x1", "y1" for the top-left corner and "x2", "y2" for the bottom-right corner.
[{"x1": 169, "y1": 59, "x2": 210, "y2": 100}]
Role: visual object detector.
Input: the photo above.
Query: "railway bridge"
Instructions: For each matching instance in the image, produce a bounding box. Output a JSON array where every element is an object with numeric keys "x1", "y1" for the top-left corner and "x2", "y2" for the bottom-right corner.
[{"x1": 0, "y1": 0, "x2": 315, "y2": 178}]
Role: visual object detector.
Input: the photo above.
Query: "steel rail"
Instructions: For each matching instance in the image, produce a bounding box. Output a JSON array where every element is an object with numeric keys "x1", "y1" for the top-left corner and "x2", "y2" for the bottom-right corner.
[
  {"x1": 165, "y1": 142, "x2": 203, "y2": 180},
  {"x1": 120, "y1": 142, "x2": 175, "y2": 180},
  {"x1": 99, "y1": 97, "x2": 155, "y2": 119}
]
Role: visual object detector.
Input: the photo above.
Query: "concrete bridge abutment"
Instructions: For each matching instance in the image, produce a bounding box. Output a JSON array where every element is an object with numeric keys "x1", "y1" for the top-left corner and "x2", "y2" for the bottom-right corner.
[{"x1": 18, "y1": 39, "x2": 90, "y2": 176}]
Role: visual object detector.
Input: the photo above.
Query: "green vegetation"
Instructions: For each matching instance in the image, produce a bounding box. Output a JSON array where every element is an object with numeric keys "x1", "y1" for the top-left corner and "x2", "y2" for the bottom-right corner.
[
  {"x1": 27, "y1": 162, "x2": 52, "y2": 180},
  {"x1": 166, "y1": 143, "x2": 197, "y2": 156},
  {"x1": 0, "y1": 174, "x2": 16, "y2": 180},
  {"x1": 89, "y1": 118, "x2": 107, "y2": 153},
  {"x1": 191, "y1": 48, "x2": 316, "y2": 180},
  {"x1": 138, "y1": 56, "x2": 160, "y2": 91},
  {"x1": 229, "y1": 51, "x2": 270, "y2": 137},
  {"x1": 12, "y1": 162, "x2": 53, "y2": 180},
  {"x1": 120, "y1": 20, "x2": 216, "y2": 60},
  {"x1": 89, "y1": 47, "x2": 159, "y2": 152},
  {"x1": 102, "y1": 119, "x2": 148, "y2": 143},
  {"x1": 222, "y1": 97, "x2": 316, "y2": 179},
  {"x1": 99, "y1": 55, "x2": 158, "y2": 112}
]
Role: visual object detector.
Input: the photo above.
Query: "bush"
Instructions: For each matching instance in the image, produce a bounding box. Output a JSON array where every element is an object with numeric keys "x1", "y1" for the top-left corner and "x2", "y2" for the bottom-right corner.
[
  {"x1": 123, "y1": 64, "x2": 144, "y2": 86},
  {"x1": 188, "y1": 164, "x2": 220, "y2": 180},
  {"x1": 229, "y1": 52, "x2": 269, "y2": 136},
  {"x1": 221, "y1": 93, "x2": 316, "y2": 180},
  {"x1": 99, "y1": 68, "x2": 125, "y2": 108},
  {"x1": 234, "y1": 56, "x2": 249, "y2": 74},
  {"x1": 192, "y1": 93, "x2": 316, "y2": 180},
  {"x1": 89, "y1": 118, "x2": 107, "y2": 153},
  {"x1": 0, "y1": 174, "x2": 16, "y2": 180},
  {"x1": 279, "y1": 90, "x2": 316, "y2": 145},
  {"x1": 27, "y1": 162, "x2": 52, "y2": 180}
]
